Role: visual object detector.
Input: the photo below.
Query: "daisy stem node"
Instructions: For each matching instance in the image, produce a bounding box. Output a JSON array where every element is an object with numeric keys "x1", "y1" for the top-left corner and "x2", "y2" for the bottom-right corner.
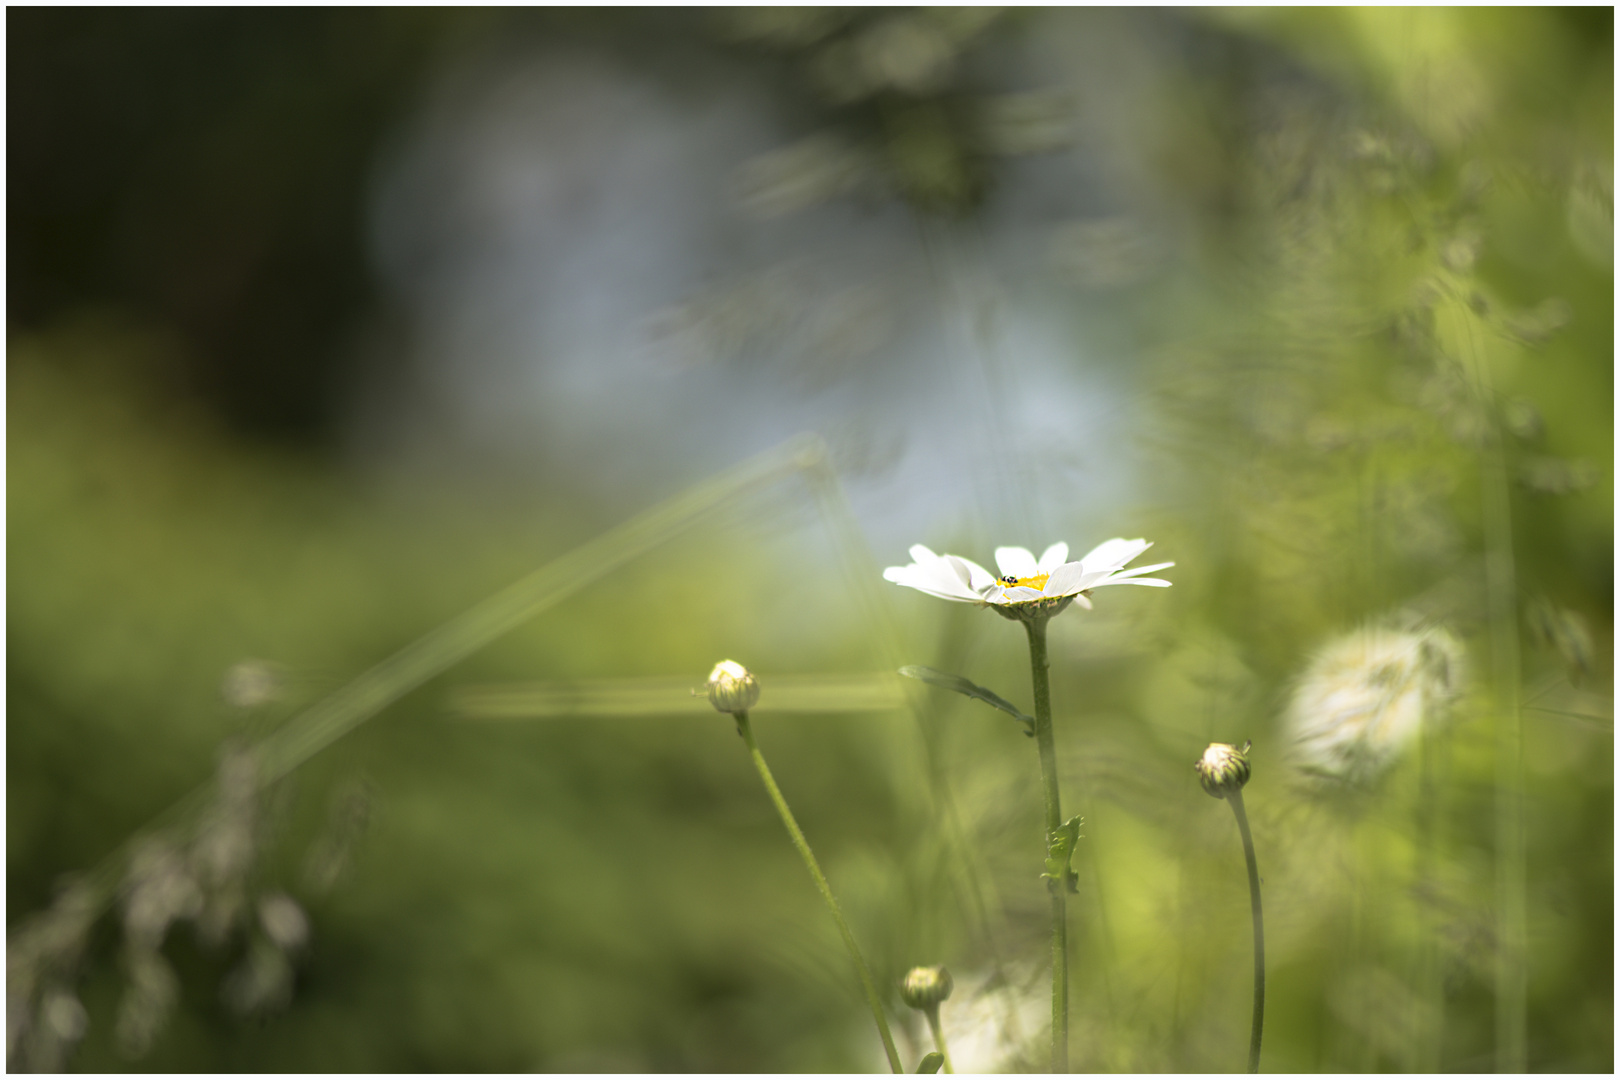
[
  {"x1": 732, "y1": 710, "x2": 903, "y2": 1073},
  {"x1": 1021, "y1": 615, "x2": 1070, "y2": 1073}
]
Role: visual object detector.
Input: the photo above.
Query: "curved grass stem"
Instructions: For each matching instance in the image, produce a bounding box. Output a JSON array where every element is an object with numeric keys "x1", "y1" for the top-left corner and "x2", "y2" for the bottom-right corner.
[
  {"x1": 734, "y1": 710, "x2": 903, "y2": 1073},
  {"x1": 1227, "y1": 790, "x2": 1265, "y2": 1073}
]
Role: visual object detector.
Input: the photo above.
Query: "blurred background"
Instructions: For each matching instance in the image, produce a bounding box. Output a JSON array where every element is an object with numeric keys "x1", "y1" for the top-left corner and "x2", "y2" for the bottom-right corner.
[{"x1": 7, "y1": 7, "x2": 1611, "y2": 1072}]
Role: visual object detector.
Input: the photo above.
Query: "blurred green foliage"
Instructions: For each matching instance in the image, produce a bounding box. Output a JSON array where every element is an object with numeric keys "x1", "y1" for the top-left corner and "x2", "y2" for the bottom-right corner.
[{"x1": 8, "y1": 7, "x2": 1611, "y2": 1074}]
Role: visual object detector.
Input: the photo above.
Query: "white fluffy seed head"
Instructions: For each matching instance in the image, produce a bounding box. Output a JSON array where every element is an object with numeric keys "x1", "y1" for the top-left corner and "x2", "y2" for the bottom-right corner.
[{"x1": 1285, "y1": 626, "x2": 1464, "y2": 785}]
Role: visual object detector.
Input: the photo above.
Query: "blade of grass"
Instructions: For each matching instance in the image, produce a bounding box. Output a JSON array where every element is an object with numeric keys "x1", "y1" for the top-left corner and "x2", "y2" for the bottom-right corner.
[
  {"x1": 58, "y1": 434, "x2": 830, "y2": 915},
  {"x1": 899, "y1": 665, "x2": 1035, "y2": 733},
  {"x1": 448, "y1": 672, "x2": 906, "y2": 719}
]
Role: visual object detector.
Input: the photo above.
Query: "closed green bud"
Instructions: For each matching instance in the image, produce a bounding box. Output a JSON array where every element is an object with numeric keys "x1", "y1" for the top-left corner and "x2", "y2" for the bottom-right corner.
[
  {"x1": 706, "y1": 660, "x2": 760, "y2": 715},
  {"x1": 1196, "y1": 740, "x2": 1252, "y2": 799},
  {"x1": 899, "y1": 965, "x2": 954, "y2": 1010}
]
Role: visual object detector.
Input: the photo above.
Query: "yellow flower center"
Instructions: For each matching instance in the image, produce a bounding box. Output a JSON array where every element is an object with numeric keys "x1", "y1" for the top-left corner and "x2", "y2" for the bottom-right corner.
[{"x1": 999, "y1": 573, "x2": 1050, "y2": 591}]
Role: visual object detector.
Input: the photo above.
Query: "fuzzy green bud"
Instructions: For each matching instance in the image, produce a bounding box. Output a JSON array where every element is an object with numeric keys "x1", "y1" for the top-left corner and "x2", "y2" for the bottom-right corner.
[
  {"x1": 899, "y1": 965, "x2": 954, "y2": 1010},
  {"x1": 1196, "y1": 740, "x2": 1252, "y2": 799},
  {"x1": 706, "y1": 660, "x2": 760, "y2": 715}
]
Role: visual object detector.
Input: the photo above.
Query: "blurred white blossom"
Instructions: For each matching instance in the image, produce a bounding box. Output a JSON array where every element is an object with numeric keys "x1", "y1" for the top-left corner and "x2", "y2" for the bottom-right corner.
[{"x1": 1286, "y1": 626, "x2": 1465, "y2": 785}]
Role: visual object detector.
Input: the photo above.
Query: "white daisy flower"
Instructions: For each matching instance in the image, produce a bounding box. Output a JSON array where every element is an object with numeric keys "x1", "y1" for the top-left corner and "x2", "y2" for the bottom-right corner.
[{"x1": 882, "y1": 538, "x2": 1173, "y2": 611}]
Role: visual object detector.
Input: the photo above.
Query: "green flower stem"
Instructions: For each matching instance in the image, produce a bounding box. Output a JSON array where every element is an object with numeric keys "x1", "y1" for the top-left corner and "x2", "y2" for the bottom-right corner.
[
  {"x1": 1022, "y1": 616, "x2": 1069, "y2": 1073},
  {"x1": 1226, "y1": 790, "x2": 1265, "y2": 1074},
  {"x1": 922, "y1": 1004, "x2": 954, "y2": 1073},
  {"x1": 734, "y1": 710, "x2": 903, "y2": 1073}
]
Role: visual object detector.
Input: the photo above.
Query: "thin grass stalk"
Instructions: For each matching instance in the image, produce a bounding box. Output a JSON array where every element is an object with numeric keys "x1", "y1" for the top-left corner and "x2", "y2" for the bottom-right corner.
[
  {"x1": 1227, "y1": 790, "x2": 1266, "y2": 1074},
  {"x1": 733, "y1": 710, "x2": 904, "y2": 1073}
]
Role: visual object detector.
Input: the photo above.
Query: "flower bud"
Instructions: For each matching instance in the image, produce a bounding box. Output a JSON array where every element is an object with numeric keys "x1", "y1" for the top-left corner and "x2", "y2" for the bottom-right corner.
[
  {"x1": 899, "y1": 964, "x2": 954, "y2": 1010},
  {"x1": 1196, "y1": 741, "x2": 1252, "y2": 799},
  {"x1": 706, "y1": 660, "x2": 760, "y2": 715}
]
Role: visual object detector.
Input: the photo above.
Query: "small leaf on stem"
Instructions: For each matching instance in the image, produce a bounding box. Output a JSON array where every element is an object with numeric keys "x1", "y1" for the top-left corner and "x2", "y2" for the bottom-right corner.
[{"x1": 1042, "y1": 814, "x2": 1083, "y2": 894}]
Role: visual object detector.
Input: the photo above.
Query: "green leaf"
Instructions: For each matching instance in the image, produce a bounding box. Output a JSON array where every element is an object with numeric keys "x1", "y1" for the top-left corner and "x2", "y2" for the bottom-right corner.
[
  {"x1": 899, "y1": 666, "x2": 1035, "y2": 735},
  {"x1": 915, "y1": 1051, "x2": 945, "y2": 1073},
  {"x1": 1042, "y1": 814, "x2": 1083, "y2": 894}
]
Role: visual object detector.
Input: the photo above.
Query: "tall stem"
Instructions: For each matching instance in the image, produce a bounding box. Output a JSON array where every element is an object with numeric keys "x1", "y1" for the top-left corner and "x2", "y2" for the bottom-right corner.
[
  {"x1": 1228, "y1": 791, "x2": 1266, "y2": 1074},
  {"x1": 1023, "y1": 617, "x2": 1069, "y2": 1072},
  {"x1": 734, "y1": 711, "x2": 903, "y2": 1073}
]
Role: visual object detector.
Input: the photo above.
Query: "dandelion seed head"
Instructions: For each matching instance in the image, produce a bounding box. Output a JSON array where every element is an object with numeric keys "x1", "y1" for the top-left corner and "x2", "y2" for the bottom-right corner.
[{"x1": 1285, "y1": 625, "x2": 1464, "y2": 785}]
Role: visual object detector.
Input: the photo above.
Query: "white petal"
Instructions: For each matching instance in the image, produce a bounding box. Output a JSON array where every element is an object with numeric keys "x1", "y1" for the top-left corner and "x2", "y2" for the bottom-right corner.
[
  {"x1": 944, "y1": 555, "x2": 978, "y2": 591},
  {"x1": 890, "y1": 568, "x2": 984, "y2": 601},
  {"x1": 1110, "y1": 560, "x2": 1174, "y2": 579},
  {"x1": 1037, "y1": 542, "x2": 1070, "y2": 572},
  {"x1": 1072, "y1": 592, "x2": 1094, "y2": 609},
  {"x1": 1043, "y1": 561, "x2": 1091, "y2": 595},
  {"x1": 910, "y1": 585, "x2": 986, "y2": 602},
  {"x1": 883, "y1": 564, "x2": 929, "y2": 589},
  {"x1": 889, "y1": 562, "x2": 979, "y2": 600},
  {"x1": 954, "y1": 556, "x2": 998, "y2": 593},
  {"x1": 926, "y1": 564, "x2": 985, "y2": 599},
  {"x1": 994, "y1": 546, "x2": 1039, "y2": 578},
  {"x1": 908, "y1": 544, "x2": 940, "y2": 564},
  {"x1": 1079, "y1": 538, "x2": 1151, "y2": 571},
  {"x1": 998, "y1": 585, "x2": 1047, "y2": 603},
  {"x1": 1093, "y1": 576, "x2": 1172, "y2": 588}
]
